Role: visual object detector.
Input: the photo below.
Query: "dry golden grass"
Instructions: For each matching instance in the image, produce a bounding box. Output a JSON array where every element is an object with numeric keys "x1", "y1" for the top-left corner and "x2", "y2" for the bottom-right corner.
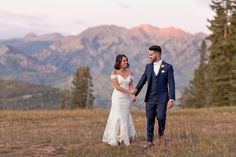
[{"x1": 0, "y1": 107, "x2": 236, "y2": 157}]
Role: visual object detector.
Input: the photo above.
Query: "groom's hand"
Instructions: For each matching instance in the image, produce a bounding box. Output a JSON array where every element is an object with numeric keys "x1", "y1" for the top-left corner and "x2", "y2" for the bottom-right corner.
[
  {"x1": 131, "y1": 95, "x2": 136, "y2": 102},
  {"x1": 167, "y1": 99, "x2": 174, "y2": 109}
]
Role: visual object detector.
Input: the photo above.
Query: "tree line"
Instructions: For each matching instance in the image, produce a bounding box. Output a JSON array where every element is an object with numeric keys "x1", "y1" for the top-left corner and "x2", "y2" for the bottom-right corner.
[{"x1": 180, "y1": 0, "x2": 236, "y2": 108}]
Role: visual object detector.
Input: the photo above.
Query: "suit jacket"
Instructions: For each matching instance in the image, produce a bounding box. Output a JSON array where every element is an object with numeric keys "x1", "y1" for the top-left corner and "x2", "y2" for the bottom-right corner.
[{"x1": 135, "y1": 61, "x2": 175, "y2": 104}]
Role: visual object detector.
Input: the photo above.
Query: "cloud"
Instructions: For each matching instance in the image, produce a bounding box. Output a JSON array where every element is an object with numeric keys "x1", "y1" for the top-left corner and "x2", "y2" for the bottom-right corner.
[
  {"x1": 0, "y1": 10, "x2": 91, "y2": 38},
  {"x1": 119, "y1": 3, "x2": 131, "y2": 9},
  {"x1": 197, "y1": 0, "x2": 212, "y2": 7},
  {"x1": 0, "y1": 10, "x2": 44, "y2": 21},
  {"x1": 0, "y1": 10, "x2": 63, "y2": 38},
  {"x1": 0, "y1": 10, "x2": 51, "y2": 29},
  {"x1": 74, "y1": 20, "x2": 89, "y2": 26},
  {"x1": 104, "y1": 0, "x2": 131, "y2": 9}
]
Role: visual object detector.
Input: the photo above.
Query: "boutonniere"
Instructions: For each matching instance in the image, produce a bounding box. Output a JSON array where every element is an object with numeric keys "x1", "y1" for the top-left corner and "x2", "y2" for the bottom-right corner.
[
  {"x1": 161, "y1": 64, "x2": 166, "y2": 73},
  {"x1": 161, "y1": 64, "x2": 166, "y2": 69}
]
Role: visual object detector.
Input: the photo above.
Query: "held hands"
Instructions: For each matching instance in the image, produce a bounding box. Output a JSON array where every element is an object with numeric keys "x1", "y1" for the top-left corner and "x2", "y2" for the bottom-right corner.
[
  {"x1": 128, "y1": 87, "x2": 137, "y2": 103},
  {"x1": 131, "y1": 95, "x2": 136, "y2": 103},
  {"x1": 129, "y1": 88, "x2": 137, "y2": 95}
]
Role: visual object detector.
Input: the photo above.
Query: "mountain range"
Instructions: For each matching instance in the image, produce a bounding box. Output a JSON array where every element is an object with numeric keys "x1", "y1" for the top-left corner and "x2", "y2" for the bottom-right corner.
[{"x1": 0, "y1": 24, "x2": 207, "y2": 107}]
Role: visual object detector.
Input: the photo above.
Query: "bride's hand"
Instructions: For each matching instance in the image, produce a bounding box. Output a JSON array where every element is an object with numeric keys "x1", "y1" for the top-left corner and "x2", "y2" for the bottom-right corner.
[{"x1": 128, "y1": 88, "x2": 134, "y2": 94}]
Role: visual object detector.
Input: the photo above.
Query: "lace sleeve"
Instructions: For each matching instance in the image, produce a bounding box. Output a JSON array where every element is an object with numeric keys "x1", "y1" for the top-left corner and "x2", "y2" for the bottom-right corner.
[{"x1": 111, "y1": 74, "x2": 118, "y2": 79}]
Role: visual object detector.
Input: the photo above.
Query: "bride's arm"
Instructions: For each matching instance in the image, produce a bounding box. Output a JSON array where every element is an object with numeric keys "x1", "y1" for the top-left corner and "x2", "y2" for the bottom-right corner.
[
  {"x1": 129, "y1": 71, "x2": 137, "y2": 102},
  {"x1": 129, "y1": 71, "x2": 134, "y2": 90},
  {"x1": 111, "y1": 71, "x2": 131, "y2": 94},
  {"x1": 129, "y1": 80, "x2": 134, "y2": 90}
]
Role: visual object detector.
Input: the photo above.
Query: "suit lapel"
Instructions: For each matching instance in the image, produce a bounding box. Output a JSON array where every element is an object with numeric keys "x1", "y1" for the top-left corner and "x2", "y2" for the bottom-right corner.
[{"x1": 147, "y1": 63, "x2": 153, "y2": 81}]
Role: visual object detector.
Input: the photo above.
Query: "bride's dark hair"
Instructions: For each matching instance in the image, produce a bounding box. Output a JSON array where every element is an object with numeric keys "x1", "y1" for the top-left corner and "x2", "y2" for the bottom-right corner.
[{"x1": 114, "y1": 54, "x2": 130, "y2": 70}]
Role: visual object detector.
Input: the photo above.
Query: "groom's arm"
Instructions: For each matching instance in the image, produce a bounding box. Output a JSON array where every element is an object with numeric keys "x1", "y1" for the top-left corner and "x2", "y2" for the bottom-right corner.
[
  {"x1": 168, "y1": 65, "x2": 175, "y2": 100},
  {"x1": 135, "y1": 65, "x2": 147, "y2": 96}
]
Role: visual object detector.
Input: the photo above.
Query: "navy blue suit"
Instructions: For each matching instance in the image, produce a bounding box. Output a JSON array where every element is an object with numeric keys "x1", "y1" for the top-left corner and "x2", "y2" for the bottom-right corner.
[{"x1": 135, "y1": 61, "x2": 175, "y2": 141}]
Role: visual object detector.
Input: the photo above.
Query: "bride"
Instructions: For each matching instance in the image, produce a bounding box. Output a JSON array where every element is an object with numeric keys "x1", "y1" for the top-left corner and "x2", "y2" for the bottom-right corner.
[{"x1": 102, "y1": 54, "x2": 136, "y2": 146}]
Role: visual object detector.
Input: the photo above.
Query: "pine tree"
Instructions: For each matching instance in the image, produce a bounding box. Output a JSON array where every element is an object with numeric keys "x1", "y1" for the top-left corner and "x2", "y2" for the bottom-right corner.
[
  {"x1": 228, "y1": 2, "x2": 236, "y2": 105},
  {"x1": 180, "y1": 40, "x2": 208, "y2": 108},
  {"x1": 85, "y1": 66, "x2": 95, "y2": 108},
  {"x1": 71, "y1": 66, "x2": 94, "y2": 109},
  {"x1": 207, "y1": 0, "x2": 234, "y2": 106},
  {"x1": 181, "y1": 0, "x2": 236, "y2": 108}
]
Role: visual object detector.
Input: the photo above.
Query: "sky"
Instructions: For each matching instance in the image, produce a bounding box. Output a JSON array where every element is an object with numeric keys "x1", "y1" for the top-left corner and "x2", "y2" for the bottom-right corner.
[{"x1": 0, "y1": 0, "x2": 213, "y2": 39}]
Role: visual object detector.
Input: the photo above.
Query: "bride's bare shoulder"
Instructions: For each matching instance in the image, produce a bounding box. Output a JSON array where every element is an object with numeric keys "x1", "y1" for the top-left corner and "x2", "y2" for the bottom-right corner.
[{"x1": 111, "y1": 70, "x2": 118, "y2": 75}]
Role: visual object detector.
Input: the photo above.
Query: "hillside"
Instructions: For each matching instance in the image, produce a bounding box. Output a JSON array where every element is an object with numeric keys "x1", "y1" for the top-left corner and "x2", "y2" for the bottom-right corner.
[
  {"x1": 0, "y1": 77, "x2": 62, "y2": 110},
  {"x1": 0, "y1": 107, "x2": 235, "y2": 156}
]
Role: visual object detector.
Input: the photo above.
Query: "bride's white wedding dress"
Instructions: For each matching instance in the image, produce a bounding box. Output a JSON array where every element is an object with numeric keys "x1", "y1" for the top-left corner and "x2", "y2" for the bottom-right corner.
[{"x1": 102, "y1": 74, "x2": 136, "y2": 146}]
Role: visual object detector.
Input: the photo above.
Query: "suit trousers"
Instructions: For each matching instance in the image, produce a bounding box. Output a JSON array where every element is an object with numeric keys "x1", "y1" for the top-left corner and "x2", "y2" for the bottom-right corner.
[{"x1": 145, "y1": 102, "x2": 167, "y2": 142}]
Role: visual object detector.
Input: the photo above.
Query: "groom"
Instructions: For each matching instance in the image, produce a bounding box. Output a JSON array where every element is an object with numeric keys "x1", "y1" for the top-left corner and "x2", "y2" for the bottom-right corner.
[{"x1": 132, "y1": 45, "x2": 175, "y2": 148}]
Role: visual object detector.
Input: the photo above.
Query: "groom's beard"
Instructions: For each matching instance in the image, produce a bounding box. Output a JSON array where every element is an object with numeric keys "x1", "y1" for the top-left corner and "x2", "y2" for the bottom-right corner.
[
  {"x1": 150, "y1": 57, "x2": 155, "y2": 62},
  {"x1": 152, "y1": 57, "x2": 161, "y2": 62},
  {"x1": 151, "y1": 58, "x2": 158, "y2": 62}
]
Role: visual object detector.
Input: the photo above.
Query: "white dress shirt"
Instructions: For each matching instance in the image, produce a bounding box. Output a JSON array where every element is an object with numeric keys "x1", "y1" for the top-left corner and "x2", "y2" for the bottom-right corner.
[{"x1": 153, "y1": 60, "x2": 162, "y2": 76}]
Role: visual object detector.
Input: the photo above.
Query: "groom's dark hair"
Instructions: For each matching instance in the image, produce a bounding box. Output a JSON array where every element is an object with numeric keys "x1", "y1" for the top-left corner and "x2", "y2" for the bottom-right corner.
[
  {"x1": 149, "y1": 45, "x2": 162, "y2": 53},
  {"x1": 114, "y1": 54, "x2": 130, "y2": 70}
]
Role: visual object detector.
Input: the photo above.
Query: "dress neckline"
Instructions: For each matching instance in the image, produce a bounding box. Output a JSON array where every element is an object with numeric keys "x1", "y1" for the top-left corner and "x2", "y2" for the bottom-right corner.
[{"x1": 117, "y1": 74, "x2": 130, "y2": 80}]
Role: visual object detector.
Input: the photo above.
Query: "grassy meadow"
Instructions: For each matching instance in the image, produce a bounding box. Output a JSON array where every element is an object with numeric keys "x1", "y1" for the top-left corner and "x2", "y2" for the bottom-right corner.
[{"x1": 0, "y1": 107, "x2": 236, "y2": 157}]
